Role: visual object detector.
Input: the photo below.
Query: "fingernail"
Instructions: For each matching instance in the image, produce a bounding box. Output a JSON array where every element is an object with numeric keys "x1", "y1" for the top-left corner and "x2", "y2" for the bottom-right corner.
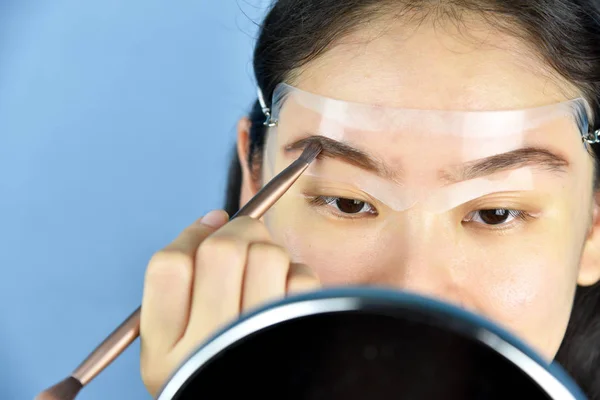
[{"x1": 200, "y1": 210, "x2": 229, "y2": 228}]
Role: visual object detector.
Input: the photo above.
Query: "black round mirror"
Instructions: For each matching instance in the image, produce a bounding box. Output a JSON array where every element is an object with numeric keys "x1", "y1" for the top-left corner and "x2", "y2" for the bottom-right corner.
[{"x1": 157, "y1": 288, "x2": 587, "y2": 400}]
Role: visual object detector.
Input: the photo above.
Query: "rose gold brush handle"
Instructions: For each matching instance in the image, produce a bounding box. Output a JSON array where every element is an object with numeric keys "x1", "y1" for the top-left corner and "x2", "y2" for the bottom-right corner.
[
  {"x1": 69, "y1": 160, "x2": 296, "y2": 384},
  {"x1": 37, "y1": 142, "x2": 321, "y2": 399},
  {"x1": 71, "y1": 307, "x2": 140, "y2": 385},
  {"x1": 231, "y1": 155, "x2": 316, "y2": 219},
  {"x1": 67, "y1": 177, "x2": 276, "y2": 386}
]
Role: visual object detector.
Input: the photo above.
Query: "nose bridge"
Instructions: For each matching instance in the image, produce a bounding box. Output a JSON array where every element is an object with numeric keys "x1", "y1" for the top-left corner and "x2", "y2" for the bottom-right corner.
[
  {"x1": 377, "y1": 211, "x2": 467, "y2": 305},
  {"x1": 393, "y1": 209, "x2": 450, "y2": 259}
]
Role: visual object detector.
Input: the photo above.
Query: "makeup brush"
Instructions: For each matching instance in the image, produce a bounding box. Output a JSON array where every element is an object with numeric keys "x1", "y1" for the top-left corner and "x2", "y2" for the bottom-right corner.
[
  {"x1": 231, "y1": 141, "x2": 322, "y2": 219},
  {"x1": 35, "y1": 142, "x2": 322, "y2": 400}
]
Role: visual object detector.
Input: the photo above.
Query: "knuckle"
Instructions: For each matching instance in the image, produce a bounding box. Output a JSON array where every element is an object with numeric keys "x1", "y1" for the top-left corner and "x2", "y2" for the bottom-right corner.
[
  {"x1": 248, "y1": 242, "x2": 290, "y2": 266},
  {"x1": 146, "y1": 251, "x2": 193, "y2": 282},
  {"x1": 234, "y1": 216, "x2": 271, "y2": 237},
  {"x1": 197, "y1": 235, "x2": 246, "y2": 261}
]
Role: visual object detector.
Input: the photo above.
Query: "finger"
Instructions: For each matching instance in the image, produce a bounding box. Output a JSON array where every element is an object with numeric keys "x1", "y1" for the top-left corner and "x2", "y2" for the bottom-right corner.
[
  {"x1": 183, "y1": 217, "x2": 272, "y2": 341},
  {"x1": 204, "y1": 215, "x2": 272, "y2": 243},
  {"x1": 241, "y1": 242, "x2": 290, "y2": 312},
  {"x1": 163, "y1": 210, "x2": 230, "y2": 254},
  {"x1": 141, "y1": 210, "x2": 229, "y2": 354},
  {"x1": 286, "y1": 263, "x2": 321, "y2": 295}
]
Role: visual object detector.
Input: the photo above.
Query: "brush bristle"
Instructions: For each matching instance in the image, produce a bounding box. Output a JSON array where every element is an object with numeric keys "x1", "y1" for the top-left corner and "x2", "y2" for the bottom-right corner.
[
  {"x1": 36, "y1": 377, "x2": 83, "y2": 400},
  {"x1": 299, "y1": 142, "x2": 322, "y2": 164}
]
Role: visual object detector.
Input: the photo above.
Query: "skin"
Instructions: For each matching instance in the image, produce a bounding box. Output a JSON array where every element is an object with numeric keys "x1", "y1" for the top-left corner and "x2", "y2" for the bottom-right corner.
[{"x1": 140, "y1": 16, "x2": 600, "y2": 396}]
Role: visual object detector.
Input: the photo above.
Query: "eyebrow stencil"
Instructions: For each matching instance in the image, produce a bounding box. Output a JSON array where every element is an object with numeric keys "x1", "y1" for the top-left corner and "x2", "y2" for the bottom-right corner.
[{"x1": 261, "y1": 83, "x2": 591, "y2": 214}]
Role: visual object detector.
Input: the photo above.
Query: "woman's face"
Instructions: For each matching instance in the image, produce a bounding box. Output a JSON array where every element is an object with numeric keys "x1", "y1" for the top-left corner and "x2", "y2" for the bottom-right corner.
[{"x1": 241, "y1": 17, "x2": 600, "y2": 359}]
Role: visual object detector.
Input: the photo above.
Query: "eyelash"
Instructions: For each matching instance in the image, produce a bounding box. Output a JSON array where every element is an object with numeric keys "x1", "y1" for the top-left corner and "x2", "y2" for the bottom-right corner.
[
  {"x1": 308, "y1": 195, "x2": 378, "y2": 219},
  {"x1": 462, "y1": 209, "x2": 535, "y2": 231},
  {"x1": 307, "y1": 195, "x2": 536, "y2": 229}
]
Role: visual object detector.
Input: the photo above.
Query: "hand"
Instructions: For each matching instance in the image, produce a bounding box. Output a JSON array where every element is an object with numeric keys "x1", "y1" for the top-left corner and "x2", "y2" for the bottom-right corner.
[{"x1": 139, "y1": 210, "x2": 320, "y2": 396}]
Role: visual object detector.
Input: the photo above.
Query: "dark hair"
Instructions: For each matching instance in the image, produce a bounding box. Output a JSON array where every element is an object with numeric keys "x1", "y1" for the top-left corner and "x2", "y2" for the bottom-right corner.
[{"x1": 224, "y1": 1, "x2": 600, "y2": 397}]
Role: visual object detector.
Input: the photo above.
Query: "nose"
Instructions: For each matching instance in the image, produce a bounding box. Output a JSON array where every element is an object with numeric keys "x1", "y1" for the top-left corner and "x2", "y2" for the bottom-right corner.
[{"x1": 369, "y1": 212, "x2": 475, "y2": 311}]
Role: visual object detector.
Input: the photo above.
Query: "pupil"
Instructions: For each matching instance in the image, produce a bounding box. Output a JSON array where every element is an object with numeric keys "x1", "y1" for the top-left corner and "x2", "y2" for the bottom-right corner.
[
  {"x1": 480, "y1": 209, "x2": 510, "y2": 225},
  {"x1": 336, "y1": 198, "x2": 365, "y2": 214}
]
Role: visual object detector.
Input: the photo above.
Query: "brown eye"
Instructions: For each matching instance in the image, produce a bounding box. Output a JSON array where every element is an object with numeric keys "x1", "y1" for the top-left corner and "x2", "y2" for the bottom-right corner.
[
  {"x1": 310, "y1": 196, "x2": 377, "y2": 216},
  {"x1": 464, "y1": 209, "x2": 527, "y2": 226},
  {"x1": 478, "y1": 209, "x2": 511, "y2": 225},
  {"x1": 335, "y1": 198, "x2": 367, "y2": 214}
]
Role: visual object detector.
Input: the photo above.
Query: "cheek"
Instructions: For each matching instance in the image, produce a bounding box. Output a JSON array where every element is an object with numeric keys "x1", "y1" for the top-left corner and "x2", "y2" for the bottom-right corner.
[
  {"x1": 278, "y1": 225, "x2": 386, "y2": 285},
  {"x1": 481, "y1": 254, "x2": 557, "y2": 321},
  {"x1": 264, "y1": 203, "x2": 386, "y2": 284},
  {"x1": 471, "y1": 233, "x2": 580, "y2": 358}
]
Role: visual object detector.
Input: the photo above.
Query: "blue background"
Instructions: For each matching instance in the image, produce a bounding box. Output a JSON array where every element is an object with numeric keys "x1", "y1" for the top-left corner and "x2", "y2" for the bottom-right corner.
[{"x1": 0, "y1": 1, "x2": 268, "y2": 398}]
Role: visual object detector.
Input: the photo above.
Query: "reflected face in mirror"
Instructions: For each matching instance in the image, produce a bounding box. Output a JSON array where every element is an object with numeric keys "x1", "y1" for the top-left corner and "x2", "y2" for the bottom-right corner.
[{"x1": 241, "y1": 15, "x2": 600, "y2": 360}]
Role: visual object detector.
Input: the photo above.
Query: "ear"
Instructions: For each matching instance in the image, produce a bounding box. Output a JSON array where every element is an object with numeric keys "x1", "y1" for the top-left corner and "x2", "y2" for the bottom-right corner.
[
  {"x1": 578, "y1": 192, "x2": 600, "y2": 286},
  {"x1": 236, "y1": 117, "x2": 259, "y2": 209}
]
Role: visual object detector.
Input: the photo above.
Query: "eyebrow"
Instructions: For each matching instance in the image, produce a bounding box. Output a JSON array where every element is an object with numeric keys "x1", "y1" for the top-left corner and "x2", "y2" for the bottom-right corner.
[
  {"x1": 285, "y1": 135, "x2": 400, "y2": 181},
  {"x1": 441, "y1": 147, "x2": 570, "y2": 183},
  {"x1": 285, "y1": 135, "x2": 570, "y2": 183}
]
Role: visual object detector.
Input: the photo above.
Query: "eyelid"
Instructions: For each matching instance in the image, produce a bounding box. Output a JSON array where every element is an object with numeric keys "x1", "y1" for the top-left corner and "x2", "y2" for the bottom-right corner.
[
  {"x1": 301, "y1": 179, "x2": 382, "y2": 207},
  {"x1": 458, "y1": 190, "x2": 544, "y2": 212}
]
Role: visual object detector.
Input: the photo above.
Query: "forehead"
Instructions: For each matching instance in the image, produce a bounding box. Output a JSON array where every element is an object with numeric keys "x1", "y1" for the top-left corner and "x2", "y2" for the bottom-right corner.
[{"x1": 291, "y1": 16, "x2": 579, "y2": 111}]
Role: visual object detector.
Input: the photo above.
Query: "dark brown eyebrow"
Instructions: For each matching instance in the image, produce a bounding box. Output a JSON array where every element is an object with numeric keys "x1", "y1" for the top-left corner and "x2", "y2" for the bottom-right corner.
[
  {"x1": 285, "y1": 135, "x2": 570, "y2": 183},
  {"x1": 440, "y1": 147, "x2": 570, "y2": 183},
  {"x1": 285, "y1": 135, "x2": 401, "y2": 181}
]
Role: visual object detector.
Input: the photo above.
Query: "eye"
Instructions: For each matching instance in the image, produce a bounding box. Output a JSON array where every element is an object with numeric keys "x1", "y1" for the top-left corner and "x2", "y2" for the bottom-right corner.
[
  {"x1": 463, "y1": 209, "x2": 528, "y2": 226},
  {"x1": 310, "y1": 196, "x2": 377, "y2": 217}
]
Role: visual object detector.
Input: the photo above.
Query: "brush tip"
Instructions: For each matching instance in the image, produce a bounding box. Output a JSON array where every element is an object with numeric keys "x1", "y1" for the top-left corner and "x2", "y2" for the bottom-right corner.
[
  {"x1": 36, "y1": 377, "x2": 83, "y2": 400},
  {"x1": 299, "y1": 142, "x2": 322, "y2": 164}
]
